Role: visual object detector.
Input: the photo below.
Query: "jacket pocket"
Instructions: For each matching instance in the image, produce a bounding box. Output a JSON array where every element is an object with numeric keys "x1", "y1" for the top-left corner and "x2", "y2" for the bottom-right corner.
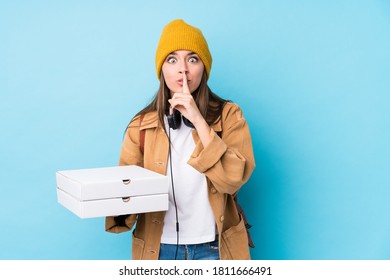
[
  {"x1": 131, "y1": 232, "x2": 145, "y2": 260},
  {"x1": 220, "y1": 217, "x2": 251, "y2": 260}
]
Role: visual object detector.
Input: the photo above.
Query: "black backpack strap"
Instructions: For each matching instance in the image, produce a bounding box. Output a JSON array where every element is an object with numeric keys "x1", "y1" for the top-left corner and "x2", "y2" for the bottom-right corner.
[
  {"x1": 139, "y1": 114, "x2": 145, "y2": 154},
  {"x1": 233, "y1": 194, "x2": 255, "y2": 248}
]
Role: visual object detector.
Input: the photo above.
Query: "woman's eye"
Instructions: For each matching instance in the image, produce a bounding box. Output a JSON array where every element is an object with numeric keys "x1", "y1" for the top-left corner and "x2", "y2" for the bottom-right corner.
[
  {"x1": 188, "y1": 57, "x2": 198, "y2": 63},
  {"x1": 167, "y1": 57, "x2": 177, "y2": 63}
]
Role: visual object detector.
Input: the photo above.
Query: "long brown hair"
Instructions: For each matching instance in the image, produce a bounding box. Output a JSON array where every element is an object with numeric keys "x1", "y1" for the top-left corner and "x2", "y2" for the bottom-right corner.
[{"x1": 132, "y1": 71, "x2": 229, "y2": 134}]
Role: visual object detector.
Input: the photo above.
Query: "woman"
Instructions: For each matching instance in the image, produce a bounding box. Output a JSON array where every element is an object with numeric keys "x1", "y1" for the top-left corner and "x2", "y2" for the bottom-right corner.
[{"x1": 106, "y1": 19, "x2": 255, "y2": 260}]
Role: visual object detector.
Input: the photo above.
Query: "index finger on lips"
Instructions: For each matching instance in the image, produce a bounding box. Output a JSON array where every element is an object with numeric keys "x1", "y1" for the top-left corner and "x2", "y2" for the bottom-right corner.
[{"x1": 183, "y1": 72, "x2": 190, "y2": 94}]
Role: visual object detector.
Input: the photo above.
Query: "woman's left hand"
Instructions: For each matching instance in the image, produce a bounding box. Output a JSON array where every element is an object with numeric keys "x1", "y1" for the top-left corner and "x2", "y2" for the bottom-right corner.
[
  {"x1": 168, "y1": 72, "x2": 203, "y2": 126},
  {"x1": 168, "y1": 72, "x2": 212, "y2": 147}
]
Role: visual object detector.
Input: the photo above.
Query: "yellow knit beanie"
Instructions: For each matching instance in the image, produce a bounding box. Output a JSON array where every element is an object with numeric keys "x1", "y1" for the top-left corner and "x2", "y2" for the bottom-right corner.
[{"x1": 155, "y1": 19, "x2": 212, "y2": 80}]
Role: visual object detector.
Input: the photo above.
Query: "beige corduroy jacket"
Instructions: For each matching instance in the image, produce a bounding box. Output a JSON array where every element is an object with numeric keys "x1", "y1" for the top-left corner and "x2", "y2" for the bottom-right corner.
[{"x1": 105, "y1": 102, "x2": 255, "y2": 260}]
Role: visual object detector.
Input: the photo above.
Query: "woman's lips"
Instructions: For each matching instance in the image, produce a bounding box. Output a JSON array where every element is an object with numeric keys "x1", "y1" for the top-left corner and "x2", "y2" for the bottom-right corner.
[{"x1": 176, "y1": 79, "x2": 190, "y2": 86}]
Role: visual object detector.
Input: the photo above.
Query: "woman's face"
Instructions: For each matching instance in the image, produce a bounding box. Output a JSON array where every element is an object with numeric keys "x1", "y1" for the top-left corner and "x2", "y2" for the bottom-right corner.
[{"x1": 162, "y1": 50, "x2": 205, "y2": 96}]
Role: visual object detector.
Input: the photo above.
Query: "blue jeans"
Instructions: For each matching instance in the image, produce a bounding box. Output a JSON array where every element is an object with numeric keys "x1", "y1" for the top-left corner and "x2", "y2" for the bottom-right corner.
[{"x1": 159, "y1": 239, "x2": 220, "y2": 260}]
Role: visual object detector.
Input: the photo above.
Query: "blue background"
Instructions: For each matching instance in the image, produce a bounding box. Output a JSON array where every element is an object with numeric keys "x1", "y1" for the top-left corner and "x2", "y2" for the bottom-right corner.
[{"x1": 1, "y1": 0, "x2": 389, "y2": 260}]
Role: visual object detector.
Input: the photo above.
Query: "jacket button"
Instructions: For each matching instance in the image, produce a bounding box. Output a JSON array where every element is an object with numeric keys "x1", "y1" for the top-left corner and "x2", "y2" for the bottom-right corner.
[
  {"x1": 147, "y1": 250, "x2": 156, "y2": 254},
  {"x1": 220, "y1": 215, "x2": 224, "y2": 222},
  {"x1": 152, "y1": 219, "x2": 161, "y2": 224},
  {"x1": 210, "y1": 188, "x2": 217, "y2": 194}
]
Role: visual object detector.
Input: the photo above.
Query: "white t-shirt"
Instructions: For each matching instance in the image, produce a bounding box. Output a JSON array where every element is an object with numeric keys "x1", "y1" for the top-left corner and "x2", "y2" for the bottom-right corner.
[{"x1": 160, "y1": 117, "x2": 216, "y2": 245}]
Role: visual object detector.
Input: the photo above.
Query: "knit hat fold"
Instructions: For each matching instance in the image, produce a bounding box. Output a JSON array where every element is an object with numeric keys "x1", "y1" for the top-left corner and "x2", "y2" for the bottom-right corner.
[{"x1": 155, "y1": 19, "x2": 212, "y2": 80}]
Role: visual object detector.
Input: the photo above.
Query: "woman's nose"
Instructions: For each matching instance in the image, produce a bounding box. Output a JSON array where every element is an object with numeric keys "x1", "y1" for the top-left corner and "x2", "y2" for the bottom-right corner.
[{"x1": 179, "y1": 61, "x2": 189, "y2": 74}]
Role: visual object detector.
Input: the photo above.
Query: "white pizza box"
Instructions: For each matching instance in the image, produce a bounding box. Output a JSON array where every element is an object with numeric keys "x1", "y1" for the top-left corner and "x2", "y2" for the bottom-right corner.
[{"x1": 56, "y1": 165, "x2": 169, "y2": 218}]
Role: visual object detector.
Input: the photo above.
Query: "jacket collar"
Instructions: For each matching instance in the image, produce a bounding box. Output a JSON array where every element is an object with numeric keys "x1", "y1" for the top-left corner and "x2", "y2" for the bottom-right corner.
[
  {"x1": 139, "y1": 112, "x2": 159, "y2": 130},
  {"x1": 211, "y1": 118, "x2": 222, "y2": 133}
]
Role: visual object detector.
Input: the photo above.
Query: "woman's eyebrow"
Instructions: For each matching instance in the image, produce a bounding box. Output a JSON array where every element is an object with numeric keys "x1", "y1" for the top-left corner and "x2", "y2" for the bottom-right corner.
[{"x1": 168, "y1": 51, "x2": 197, "y2": 56}]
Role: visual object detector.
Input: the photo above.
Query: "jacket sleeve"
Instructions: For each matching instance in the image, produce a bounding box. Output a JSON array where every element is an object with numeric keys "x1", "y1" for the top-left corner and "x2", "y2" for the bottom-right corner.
[
  {"x1": 188, "y1": 103, "x2": 255, "y2": 195},
  {"x1": 105, "y1": 116, "x2": 143, "y2": 234}
]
